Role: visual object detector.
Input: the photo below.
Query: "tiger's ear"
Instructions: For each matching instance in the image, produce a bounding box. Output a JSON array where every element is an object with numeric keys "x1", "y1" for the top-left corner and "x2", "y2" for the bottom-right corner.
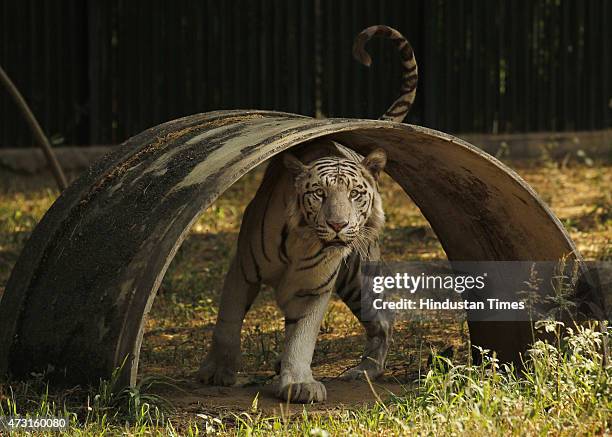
[
  {"x1": 361, "y1": 148, "x2": 387, "y2": 180},
  {"x1": 283, "y1": 152, "x2": 307, "y2": 177}
]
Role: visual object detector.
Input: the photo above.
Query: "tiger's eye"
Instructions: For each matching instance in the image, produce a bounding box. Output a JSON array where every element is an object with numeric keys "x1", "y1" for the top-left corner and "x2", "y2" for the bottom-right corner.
[
  {"x1": 315, "y1": 188, "x2": 325, "y2": 197},
  {"x1": 350, "y1": 189, "x2": 359, "y2": 199}
]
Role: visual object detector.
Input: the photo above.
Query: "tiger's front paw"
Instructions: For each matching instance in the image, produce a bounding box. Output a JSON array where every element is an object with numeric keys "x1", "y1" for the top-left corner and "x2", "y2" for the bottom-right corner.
[
  {"x1": 277, "y1": 380, "x2": 327, "y2": 403},
  {"x1": 196, "y1": 358, "x2": 237, "y2": 386}
]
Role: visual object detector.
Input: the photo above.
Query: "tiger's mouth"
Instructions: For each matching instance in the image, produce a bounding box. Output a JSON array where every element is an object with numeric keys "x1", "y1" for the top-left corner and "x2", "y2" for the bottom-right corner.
[{"x1": 323, "y1": 238, "x2": 349, "y2": 248}]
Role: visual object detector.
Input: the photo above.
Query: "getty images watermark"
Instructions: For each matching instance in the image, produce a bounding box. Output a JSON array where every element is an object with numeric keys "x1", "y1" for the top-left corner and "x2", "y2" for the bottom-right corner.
[
  {"x1": 359, "y1": 261, "x2": 610, "y2": 322},
  {"x1": 371, "y1": 270, "x2": 519, "y2": 310}
]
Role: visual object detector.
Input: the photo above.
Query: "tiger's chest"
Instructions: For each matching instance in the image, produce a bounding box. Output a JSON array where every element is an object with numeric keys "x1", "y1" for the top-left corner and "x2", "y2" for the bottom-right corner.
[
  {"x1": 257, "y1": 224, "x2": 348, "y2": 289},
  {"x1": 271, "y1": 230, "x2": 348, "y2": 304}
]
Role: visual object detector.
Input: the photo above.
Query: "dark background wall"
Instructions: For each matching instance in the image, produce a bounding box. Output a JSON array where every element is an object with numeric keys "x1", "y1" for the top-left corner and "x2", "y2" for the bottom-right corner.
[{"x1": 1, "y1": 0, "x2": 611, "y2": 147}]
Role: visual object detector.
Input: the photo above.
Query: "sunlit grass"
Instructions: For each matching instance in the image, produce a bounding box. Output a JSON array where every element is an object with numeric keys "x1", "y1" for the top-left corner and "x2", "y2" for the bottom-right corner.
[{"x1": 1, "y1": 323, "x2": 609, "y2": 435}]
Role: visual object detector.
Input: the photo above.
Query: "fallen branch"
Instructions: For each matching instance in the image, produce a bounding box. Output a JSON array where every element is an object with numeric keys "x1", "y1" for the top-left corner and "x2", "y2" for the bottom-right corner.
[{"x1": 0, "y1": 65, "x2": 67, "y2": 190}]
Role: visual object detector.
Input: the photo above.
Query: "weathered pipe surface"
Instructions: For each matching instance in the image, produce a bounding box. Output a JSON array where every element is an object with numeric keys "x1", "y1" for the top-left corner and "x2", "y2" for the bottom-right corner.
[{"x1": 0, "y1": 110, "x2": 580, "y2": 386}]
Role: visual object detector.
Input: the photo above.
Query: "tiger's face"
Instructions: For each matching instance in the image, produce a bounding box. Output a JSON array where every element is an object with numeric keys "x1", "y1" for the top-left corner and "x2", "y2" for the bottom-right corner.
[{"x1": 284, "y1": 149, "x2": 386, "y2": 253}]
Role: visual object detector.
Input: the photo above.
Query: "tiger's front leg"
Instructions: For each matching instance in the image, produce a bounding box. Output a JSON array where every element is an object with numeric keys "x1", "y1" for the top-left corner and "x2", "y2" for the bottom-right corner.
[{"x1": 275, "y1": 287, "x2": 332, "y2": 403}]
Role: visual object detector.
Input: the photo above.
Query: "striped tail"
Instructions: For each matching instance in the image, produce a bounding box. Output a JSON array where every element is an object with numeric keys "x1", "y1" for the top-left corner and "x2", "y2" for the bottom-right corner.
[{"x1": 352, "y1": 25, "x2": 418, "y2": 123}]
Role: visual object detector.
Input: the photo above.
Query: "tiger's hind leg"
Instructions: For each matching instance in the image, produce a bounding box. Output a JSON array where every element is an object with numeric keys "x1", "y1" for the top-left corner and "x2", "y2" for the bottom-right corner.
[
  {"x1": 335, "y1": 251, "x2": 394, "y2": 381},
  {"x1": 196, "y1": 255, "x2": 260, "y2": 386},
  {"x1": 341, "y1": 317, "x2": 394, "y2": 381}
]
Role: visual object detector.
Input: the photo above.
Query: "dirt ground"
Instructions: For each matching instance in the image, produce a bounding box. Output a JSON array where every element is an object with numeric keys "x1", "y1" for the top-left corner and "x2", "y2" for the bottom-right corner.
[
  {"x1": 0, "y1": 160, "x2": 610, "y2": 416},
  {"x1": 161, "y1": 379, "x2": 410, "y2": 416}
]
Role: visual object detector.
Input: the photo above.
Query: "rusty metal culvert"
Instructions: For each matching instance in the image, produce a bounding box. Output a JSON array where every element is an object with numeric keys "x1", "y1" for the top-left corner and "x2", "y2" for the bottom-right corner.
[{"x1": 0, "y1": 110, "x2": 582, "y2": 386}]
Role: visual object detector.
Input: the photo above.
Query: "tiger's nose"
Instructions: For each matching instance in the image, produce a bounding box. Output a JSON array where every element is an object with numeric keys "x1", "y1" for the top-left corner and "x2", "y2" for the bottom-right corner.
[{"x1": 327, "y1": 220, "x2": 348, "y2": 232}]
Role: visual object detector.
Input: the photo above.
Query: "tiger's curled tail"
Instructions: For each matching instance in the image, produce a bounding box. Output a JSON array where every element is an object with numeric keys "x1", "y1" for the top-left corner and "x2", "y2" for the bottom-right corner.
[{"x1": 353, "y1": 25, "x2": 419, "y2": 123}]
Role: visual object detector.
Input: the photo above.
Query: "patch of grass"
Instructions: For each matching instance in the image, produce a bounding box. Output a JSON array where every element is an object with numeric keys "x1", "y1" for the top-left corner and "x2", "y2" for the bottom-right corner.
[
  {"x1": 5, "y1": 323, "x2": 607, "y2": 435},
  {"x1": 0, "y1": 369, "x2": 178, "y2": 435}
]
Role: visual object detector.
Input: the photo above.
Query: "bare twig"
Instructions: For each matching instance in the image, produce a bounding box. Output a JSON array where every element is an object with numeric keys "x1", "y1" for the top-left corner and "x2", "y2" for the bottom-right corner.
[{"x1": 0, "y1": 65, "x2": 68, "y2": 190}]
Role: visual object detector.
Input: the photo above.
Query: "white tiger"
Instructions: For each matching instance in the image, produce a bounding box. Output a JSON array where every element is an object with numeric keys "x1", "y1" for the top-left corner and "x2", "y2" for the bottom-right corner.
[{"x1": 197, "y1": 25, "x2": 418, "y2": 403}]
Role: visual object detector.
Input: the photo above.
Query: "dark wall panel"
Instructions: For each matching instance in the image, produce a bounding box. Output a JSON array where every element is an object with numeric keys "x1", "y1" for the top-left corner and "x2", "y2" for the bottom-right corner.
[
  {"x1": 1, "y1": 0, "x2": 89, "y2": 147},
  {"x1": 0, "y1": 0, "x2": 610, "y2": 147}
]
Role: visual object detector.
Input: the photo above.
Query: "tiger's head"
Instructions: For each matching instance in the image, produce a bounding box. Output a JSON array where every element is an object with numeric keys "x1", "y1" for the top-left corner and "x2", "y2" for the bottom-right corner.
[{"x1": 283, "y1": 148, "x2": 386, "y2": 256}]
